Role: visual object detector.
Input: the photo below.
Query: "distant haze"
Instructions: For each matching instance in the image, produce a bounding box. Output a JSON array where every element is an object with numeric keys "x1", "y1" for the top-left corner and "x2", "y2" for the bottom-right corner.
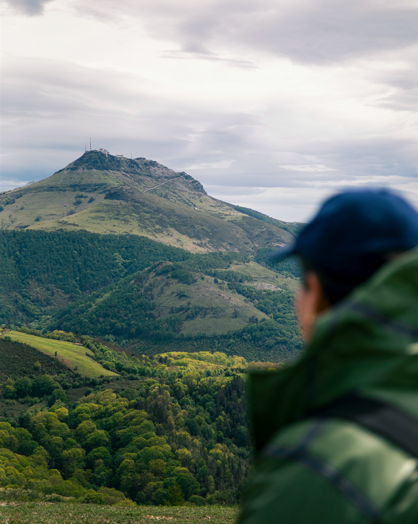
[{"x1": 1, "y1": 0, "x2": 418, "y2": 221}]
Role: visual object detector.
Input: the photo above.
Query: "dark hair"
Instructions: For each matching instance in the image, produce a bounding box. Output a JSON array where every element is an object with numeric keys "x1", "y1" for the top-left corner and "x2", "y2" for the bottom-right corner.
[{"x1": 301, "y1": 251, "x2": 405, "y2": 305}]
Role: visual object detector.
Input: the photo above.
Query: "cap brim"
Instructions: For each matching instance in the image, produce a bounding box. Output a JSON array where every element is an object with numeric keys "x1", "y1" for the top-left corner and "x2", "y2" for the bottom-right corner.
[{"x1": 269, "y1": 244, "x2": 297, "y2": 263}]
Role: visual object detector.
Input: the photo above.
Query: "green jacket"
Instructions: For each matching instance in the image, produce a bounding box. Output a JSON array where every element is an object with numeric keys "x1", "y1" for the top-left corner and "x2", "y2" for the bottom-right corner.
[{"x1": 239, "y1": 249, "x2": 418, "y2": 524}]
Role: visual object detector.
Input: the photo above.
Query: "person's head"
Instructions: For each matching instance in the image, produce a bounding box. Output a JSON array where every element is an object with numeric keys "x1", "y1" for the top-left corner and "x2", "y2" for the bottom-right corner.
[{"x1": 272, "y1": 188, "x2": 418, "y2": 340}]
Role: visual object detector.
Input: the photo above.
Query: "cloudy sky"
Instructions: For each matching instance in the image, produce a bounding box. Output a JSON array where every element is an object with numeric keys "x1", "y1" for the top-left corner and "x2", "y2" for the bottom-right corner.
[{"x1": 1, "y1": 0, "x2": 418, "y2": 221}]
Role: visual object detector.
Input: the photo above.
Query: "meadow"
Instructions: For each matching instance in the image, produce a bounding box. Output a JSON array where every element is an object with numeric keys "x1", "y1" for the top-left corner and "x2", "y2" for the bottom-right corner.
[
  {"x1": 0, "y1": 502, "x2": 238, "y2": 523},
  {"x1": 4, "y1": 331, "x2": 116, "y2": 378}
]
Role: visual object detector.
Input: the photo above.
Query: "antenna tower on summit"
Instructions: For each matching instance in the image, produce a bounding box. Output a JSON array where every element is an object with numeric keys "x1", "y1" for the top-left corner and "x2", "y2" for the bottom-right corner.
[{"x1": 90, "y1": 138, "x2": 92, "y2": 151}]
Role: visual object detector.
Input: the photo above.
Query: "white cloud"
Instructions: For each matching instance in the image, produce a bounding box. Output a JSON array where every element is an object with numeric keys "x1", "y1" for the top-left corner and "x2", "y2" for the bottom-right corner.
[
  {"x1": 0, "y1": 179, "x2": 31, "y2": 192},
  {"x1": 184, "y1": 160, "x2": 234, "y2": 170},
  {"x1": 69, "y1": 0, "x2": 418, "y2": 64},
  {"x1": 278, "y1": 164, "x2": 337, "y2": 172}
]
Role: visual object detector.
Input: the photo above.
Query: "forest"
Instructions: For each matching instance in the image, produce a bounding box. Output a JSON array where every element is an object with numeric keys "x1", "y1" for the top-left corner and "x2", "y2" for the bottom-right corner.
[{"x1": 0, "y1": 331, "x2": 257, "y2": 507}]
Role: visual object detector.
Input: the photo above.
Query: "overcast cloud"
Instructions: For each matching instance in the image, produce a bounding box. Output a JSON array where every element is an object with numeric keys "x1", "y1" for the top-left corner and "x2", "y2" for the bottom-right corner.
[
  {"x1": 6, "y1": 0, "x2": 53, "y2": 15},
  {"x1": 1, "y1": 0, "x2": 417, "y2": 221}
]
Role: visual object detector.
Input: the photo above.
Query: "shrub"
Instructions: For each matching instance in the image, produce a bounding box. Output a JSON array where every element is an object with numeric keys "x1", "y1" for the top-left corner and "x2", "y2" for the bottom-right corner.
[
  {"x1": 189, "y1": 495, "x2": 206, "y2": 506},
  {"x1": 98, "y1": 486, "x2": 127, "y2": 505},
  {"x1": 83, "y1": 489, "x2": 105, "y2": 504}
]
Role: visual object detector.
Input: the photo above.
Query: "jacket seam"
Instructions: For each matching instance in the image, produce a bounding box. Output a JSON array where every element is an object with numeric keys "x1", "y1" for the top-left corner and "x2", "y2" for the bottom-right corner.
[
  {"x1": 346, "y1": 301, "x2": 418, "y2": 339},
  {"x1": 263, "y1": 420, "x2": 381, "y2": 523}
]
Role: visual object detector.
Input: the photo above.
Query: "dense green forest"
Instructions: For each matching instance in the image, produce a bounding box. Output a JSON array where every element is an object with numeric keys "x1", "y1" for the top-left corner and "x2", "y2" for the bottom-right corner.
[
  {"x1": 0, "y1": 230, "x2": 190, "y2": 325},
  {"x1": 0, "y1": 332, "x2": 256, "y2": 507},
  {"x1": 0, "y1": 231, "x2": 302, "y2": 362},
  {"x1": 254, "y1": 247, "x2": 302, "y2": 278}
]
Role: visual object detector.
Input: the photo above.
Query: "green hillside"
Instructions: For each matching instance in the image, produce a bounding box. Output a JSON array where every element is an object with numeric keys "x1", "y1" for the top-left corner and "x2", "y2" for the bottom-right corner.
[
  {"x1": 2, "y1": 331, "x2": 117, "y2": 378},
  {"x1": 0, "y1": 151, "x2": 297, "y2": 254},
  {"x1": 0, "y1": 335, "x2": 77, "y2": 383},
  {"x1": 0, "y1": 151, "x2": 306, "y2": 514},
  {"x1": 0, "y1": 230, "x2": 190, "y2": 326},
  {"x1": 0, "y1": 230, "x2": 302, "y2": 362},
  {"x1": 49, "y1": 254, "x2": 301, "y2": 362}
]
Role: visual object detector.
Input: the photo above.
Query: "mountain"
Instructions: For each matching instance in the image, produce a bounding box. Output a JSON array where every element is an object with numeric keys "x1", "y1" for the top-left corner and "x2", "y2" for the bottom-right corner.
[{"x1": 0, "y1": 150, "x2": 299, "y2": 254}]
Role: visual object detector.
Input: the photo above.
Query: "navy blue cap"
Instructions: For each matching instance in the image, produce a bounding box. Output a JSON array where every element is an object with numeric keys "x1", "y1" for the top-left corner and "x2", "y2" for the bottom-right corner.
[{"x1": 272, "y1": 188, "x2": 418, "y2": 284}]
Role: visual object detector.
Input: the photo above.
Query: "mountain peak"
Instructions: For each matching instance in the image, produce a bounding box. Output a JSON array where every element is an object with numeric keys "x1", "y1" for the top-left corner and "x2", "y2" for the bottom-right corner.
[{"x1": 57, "y1": 150, "x2": 168, "y2": 175}]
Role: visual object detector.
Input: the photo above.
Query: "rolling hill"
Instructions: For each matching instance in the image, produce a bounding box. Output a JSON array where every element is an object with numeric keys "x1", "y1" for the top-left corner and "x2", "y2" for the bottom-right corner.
[
  {"x1": 49, "y1": 255, "x2": 301, "y2": 361},
  {"x1": 0, "y1": 328, "x2": 253, "y2": 507},
  {"x1": 2, "y1": 331, "x2": 117, "y2": 378}
]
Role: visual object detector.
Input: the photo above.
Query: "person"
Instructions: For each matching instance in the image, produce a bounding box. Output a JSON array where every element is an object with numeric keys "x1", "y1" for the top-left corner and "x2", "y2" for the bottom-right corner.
[{"x1": 238, "y1": 188, "x2": 418, "y2": 524}]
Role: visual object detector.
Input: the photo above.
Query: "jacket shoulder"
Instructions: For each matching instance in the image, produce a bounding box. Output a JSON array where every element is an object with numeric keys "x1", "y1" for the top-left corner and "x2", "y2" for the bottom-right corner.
[{"x1": 239, "y1": 419, "x2": 418, "y2": 524}]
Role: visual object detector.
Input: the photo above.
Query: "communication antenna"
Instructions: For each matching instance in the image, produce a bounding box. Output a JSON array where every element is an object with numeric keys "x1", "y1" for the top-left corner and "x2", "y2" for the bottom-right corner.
[{"x1": 90, "y1": 138, "x2": 92, "y2": 151}]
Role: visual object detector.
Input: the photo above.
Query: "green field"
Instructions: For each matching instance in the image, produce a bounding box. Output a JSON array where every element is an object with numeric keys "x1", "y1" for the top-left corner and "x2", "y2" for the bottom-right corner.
[
  {"x1": 0, "y1": 503, "x2": 238, "y2": 523},
  {"x1": 229, "y1": 261, "x2": 299, "y2": 292},
  {"x1": 3, "y1": 331, "x2": 117, "y2": 378}
]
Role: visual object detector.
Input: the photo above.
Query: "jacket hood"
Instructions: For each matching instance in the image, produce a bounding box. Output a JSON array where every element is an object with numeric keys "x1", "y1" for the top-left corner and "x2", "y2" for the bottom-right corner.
[{"x1": 249, "y1": 248, "x2": 418, "y2": 455}]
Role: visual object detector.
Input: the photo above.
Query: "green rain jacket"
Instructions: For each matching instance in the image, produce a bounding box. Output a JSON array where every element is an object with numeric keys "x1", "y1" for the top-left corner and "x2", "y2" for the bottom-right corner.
[{"x1": 239, "y1": 249, "x2": 418, "y2": 524}]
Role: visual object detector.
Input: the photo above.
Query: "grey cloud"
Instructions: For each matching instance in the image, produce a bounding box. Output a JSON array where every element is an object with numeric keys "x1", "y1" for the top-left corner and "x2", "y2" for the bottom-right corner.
[
  {"x1": 1, "y1": 56, "x2": 259, "y2": 181},
  {"x1": 224, "y1": 0, "x2": 418, "y2": 64},
  {"x1": 182, "y1": 42, "x2": 213, "y2": 55},
  {"x1": 162, "y1": 41, "x2": 258, "y2": 69},
  {"x1": 162, "y1": 50, "x2": 257, "y2": 69},
  {"x1": 83, "y1": 0, "x2": 418, "y2": 65},
  {"x1": 377, "y1": 91, "x2": 418, "y2": 112},
  {"x1": 371, "y1": 58, "x2": 418, "y2": 112},
  {"x1": 4, "y1": 0, "x2": 53, "y2": 15}
]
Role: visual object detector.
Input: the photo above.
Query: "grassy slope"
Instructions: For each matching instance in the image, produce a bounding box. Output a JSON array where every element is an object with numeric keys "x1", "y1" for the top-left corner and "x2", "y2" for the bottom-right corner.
[
  {"x1": 26, "y1": 195, "x2": 293, "y2": 254},
  {"x1": 0, "y1": 503, "x2": 238, "y2": 523},
  {"x1": 154, "y1": 273, "x2": 269, "y2": 336},
  {"x1": 52, "y1": 263, "x2": 275, "y2": 340},
  {"x1": 3, "y1": 331, "x2": 116, "y2": 378},
  {"x1": 0, "y1": 335, "x2": 76, "y2": 381},
  {"x1": 229, "y1": 260, "x2": 300, "y2": 292}
]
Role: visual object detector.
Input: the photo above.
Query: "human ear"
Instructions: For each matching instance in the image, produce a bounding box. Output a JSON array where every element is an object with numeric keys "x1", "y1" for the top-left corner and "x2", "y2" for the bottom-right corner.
[
  {"x1": 308, "y1": 272, "x2": 330, "y2": 315},
  {"x1": 296, "y1": 272, "x2": 329, "y2": 341}
]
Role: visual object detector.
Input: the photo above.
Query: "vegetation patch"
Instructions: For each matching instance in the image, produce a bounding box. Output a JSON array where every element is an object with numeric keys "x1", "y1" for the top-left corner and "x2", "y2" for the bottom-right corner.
[
  {"x1": 0, "y1": 336, "x2": 76, "y2": 383},
  {"x1": 0, "y1": 502, "x2": 238, "y2": 523},
  {"x1": 2, "y1": 331, "x2": 116, "y2": 378},
  {"x1": 0, "y1": 347, "x2": 255, "y2": 507}
]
